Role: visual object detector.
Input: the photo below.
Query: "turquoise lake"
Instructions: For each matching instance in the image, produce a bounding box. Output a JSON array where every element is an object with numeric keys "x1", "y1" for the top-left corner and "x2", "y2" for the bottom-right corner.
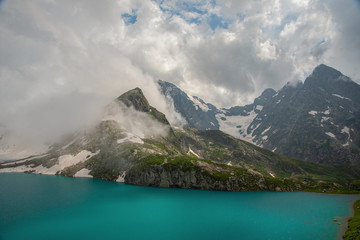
[{"x1": 0, "y1": 173, "x2": 358, "y2": 240}]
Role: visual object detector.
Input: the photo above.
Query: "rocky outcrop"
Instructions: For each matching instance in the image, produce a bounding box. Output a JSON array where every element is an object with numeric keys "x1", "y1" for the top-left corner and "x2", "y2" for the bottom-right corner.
[
  {"x1": 125, "y1": 164, "x2": 269, "y2": 191},
  {"x1": 116, "y1": 87, "x2": 171, "y2": 126},
  {"x1": 124, "y1": 159, "x2": 341, "y2": 192}
]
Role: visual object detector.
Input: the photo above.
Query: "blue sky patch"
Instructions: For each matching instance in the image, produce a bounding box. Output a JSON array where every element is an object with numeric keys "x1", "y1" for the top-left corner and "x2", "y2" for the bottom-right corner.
[
  {"x1": 177, "y1": 2, "x2": 208, "y2": 15},
  {"x1": 311, "y1": 39, "x2": 327, "y2": 51},
  {"x1": 208, "y1": 14, "x2": 231, "y2": 30},
  {"x1": 261, "y1": 13, "x2": 299, "y2": 40},
  {"x1": 237, "y1": 13, "x2": 246, "y2": 22},
  {"x1": 355, "y1": 0, "x2": 360, "y2": 8},
  {"x1": 154, "y1": 0, "x2": 225, "y2": 26},
  {"x1": 0, "y1": 0, "x2": 6, "y2": 10},
  {"x1": 316, "y1": 39, "x2": 326, "y2": 46},
  {"x1": 122, "y1": 9, "x2": 137, "y2": 25},
  {"x1": 187, "y1": 17, "x2": 202, "y2": 25},
  {"x1": 156, "y1": 0, "x2": 208, "y2": 25}
]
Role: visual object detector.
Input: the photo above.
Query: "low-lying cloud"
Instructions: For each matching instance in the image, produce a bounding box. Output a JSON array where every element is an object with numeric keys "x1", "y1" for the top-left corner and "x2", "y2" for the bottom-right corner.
[{"x1": 103, "y1": 102, "x2": 170, "y2": 139}]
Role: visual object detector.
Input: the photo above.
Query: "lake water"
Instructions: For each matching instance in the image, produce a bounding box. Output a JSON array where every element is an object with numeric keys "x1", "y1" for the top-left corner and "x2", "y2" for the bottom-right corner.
[{"x1": 0, "y1": 173, "x2": 358, "y2": 240}]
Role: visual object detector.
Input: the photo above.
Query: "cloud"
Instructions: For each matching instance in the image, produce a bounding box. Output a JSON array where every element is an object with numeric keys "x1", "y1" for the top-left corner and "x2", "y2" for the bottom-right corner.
[
  {"x1": 0, "y1": 0, "x2": 174, "y2": 148},
  {"x1": 103, "y1": 102, "x2": 170, "y2": 139},
  {"x1": 0, "y1": 0, "x2": 359, "y2": 153}
]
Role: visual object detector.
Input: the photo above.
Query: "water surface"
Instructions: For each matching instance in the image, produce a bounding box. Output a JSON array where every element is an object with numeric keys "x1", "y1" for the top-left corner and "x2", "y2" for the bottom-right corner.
[{"x1": 0, "y1": 173, "x2": 358, "y2": 240}]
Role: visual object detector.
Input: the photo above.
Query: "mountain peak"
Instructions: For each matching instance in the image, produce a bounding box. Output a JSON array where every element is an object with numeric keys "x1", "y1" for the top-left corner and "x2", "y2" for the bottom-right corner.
[
  {"x1": 260, "y1": 88, "x2": 276, "y2": 99},
  {"x1": 158, "y1": 79, "x2": 175, "y2": 87},
  {"x1": 158, "y1": 79, "x2": 219, "y2": 130},
  {"x1": 310, "y1": 64, "x2": 342, "y2": 81},
  {"x1": 116, "y1": 87, "x2": 151, "y2": 112},
  {"x1": 158, "y1": 80, "x2": 184, "y2": 97},
  {"x1": 314, "y1": 63, "x2": 337, "y2": 71},
  {"x1": 116, "y1": 87, "x2": 171, "y2": 126}
]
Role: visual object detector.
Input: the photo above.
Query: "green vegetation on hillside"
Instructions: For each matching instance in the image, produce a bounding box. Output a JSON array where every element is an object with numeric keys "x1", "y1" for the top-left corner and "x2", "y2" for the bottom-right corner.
[{"x1": 343, "y1": 200, "x2": 360, "y2": 240}]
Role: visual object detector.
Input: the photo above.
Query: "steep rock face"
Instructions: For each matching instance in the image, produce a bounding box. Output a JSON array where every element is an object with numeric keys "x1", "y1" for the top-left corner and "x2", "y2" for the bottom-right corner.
[
  {"x1": 159, "y1": 65, "x2": 360, "y2": 164},
  {"x1": 158, "y1": 80, "x2": 219, "y2": 130},
  {"x1": 126, "y1": 164, "x2": 269, "y2": 191},
  {"x1": 124, "y1": 156, "x2": 347, "y2": 192},
  {"x1": 117, "y1": 87, "x2": 151, "y2": 112},
  {"x1": 249, "y1": 65, "x2": 360, "y2": 164},
  {"x1": 116, "y1": 87, "x2": 170, "y2": 126}
]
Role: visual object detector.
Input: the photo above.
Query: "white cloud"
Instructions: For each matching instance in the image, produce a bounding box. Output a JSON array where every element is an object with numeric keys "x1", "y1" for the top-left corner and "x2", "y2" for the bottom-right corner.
[
  {"x1": 103, "y1": 102, "x2": 170, "y2": 139},
  {"x1": 0, "y1": 0, "x2": 359, "y2": 151},
  {"x1": 257, "y1": 40, "x2": 278, "y2": 61},
  {"x1": 291, "y1": 0, "x2": 310, "y2": 7}
]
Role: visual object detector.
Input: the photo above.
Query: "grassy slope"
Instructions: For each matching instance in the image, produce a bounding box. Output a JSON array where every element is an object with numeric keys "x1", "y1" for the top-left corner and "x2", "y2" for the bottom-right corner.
[
  {"x1": 343, "y1": 200, "x2": 360, "y2": 240},
  {"x1": 179, "y1": 128, "x2": 360, "y2": 189}
]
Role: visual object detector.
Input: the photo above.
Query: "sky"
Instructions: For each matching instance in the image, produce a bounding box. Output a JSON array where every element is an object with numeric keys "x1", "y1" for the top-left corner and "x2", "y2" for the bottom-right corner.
[{"x1": 0, "y1": 0, "x2": 360, "y2": 150}]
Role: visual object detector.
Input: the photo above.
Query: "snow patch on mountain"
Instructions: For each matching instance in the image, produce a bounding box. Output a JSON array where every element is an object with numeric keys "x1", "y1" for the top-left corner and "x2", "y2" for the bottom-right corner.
[
  {"x1": 187, "y1": 94, "x2": 210, "y2": 112},
  {"x1": 309, "y1": 110, "x2": 318, "y2": 116},
  {"x1": 117, "y1": 133, "x2": 144, "y2": 144},
  {"x1": 0, "y1": 150, "x2": 99, "y2": 174},
  {"x1": 341, "y1": 127, "x2": 351, "y2": 147},
  {"x1": 116, "y1": 172, "x2": 126, "y2": 183},
  {"x1": 262, "y1": 127, "x2": 271, "y2": 135},
  {"x1": 332, "y1": 94, "x2": 352, "y2": 101},
  {"x1": 325, "y1": 132, "x2": 336, "y2": 139},
  {"x1": 58, "y1": 150, "x2": 99, "y2": 169},
  {"x1": 0, "y1": 164, "x2": 36, "y2": 173},
  {"x1": 321, "y1": 116, "x2": 330, "y2": 122},
  {"x1": 324, "y1": 108, "x2": 331, "y2": 115},
  {"x1": 269, "y1": 172, "x2": 275, "y2": 178},
  {"x1": 341, "y1": 127, "x2": 350, "y2": 135},
  {"x1": 74, "y1": 168, "x2": 92, "y2": 178},
  {"x1": 309, "y1": 108, "x2": 331, "y2": 118},
  {"x1": 216, "y1": 111, "x2": 257, "y2": 143},
  {"x1": 189, "y1": 147, "x2": 200, "y2": 158}
]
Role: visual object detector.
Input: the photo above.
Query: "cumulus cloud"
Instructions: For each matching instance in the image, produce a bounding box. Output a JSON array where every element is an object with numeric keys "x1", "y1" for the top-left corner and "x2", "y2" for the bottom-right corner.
[{"x1": 0, "y1": 0, "x2": 359, "y2": 156}]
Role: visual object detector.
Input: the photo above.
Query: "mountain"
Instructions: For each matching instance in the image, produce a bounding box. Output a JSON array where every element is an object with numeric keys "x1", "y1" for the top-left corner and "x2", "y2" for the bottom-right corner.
[
  {"x1": 245, "y1": 64, "x2": 360, "y2": 164},
  {"x1": 2, "y1": 87, "x2": 359, "y2": 192},
  {"x1": 158, "y1": 80, "x2": 220, "y2": 130},
  {"x1": 116, "y1": 87, "x2": 170, "y2": 126},
  {"x1": 159, "y1": 64, "x2": 360, "y2": 165}
]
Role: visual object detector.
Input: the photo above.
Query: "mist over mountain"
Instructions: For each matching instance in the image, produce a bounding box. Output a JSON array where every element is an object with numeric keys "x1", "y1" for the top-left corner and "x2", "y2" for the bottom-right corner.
[{"x1": 2, "y1": 85, "x2": 359, "y2": 192}]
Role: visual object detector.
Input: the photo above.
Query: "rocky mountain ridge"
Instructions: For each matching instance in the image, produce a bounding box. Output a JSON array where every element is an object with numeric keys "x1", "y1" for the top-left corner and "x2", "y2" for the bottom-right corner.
[
  {"x1": 2, "y1": 86, "x2": 359, "y2": 192},
  {"x1": 159, "y1": 64, "x2": 360, "y2": 164}
]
